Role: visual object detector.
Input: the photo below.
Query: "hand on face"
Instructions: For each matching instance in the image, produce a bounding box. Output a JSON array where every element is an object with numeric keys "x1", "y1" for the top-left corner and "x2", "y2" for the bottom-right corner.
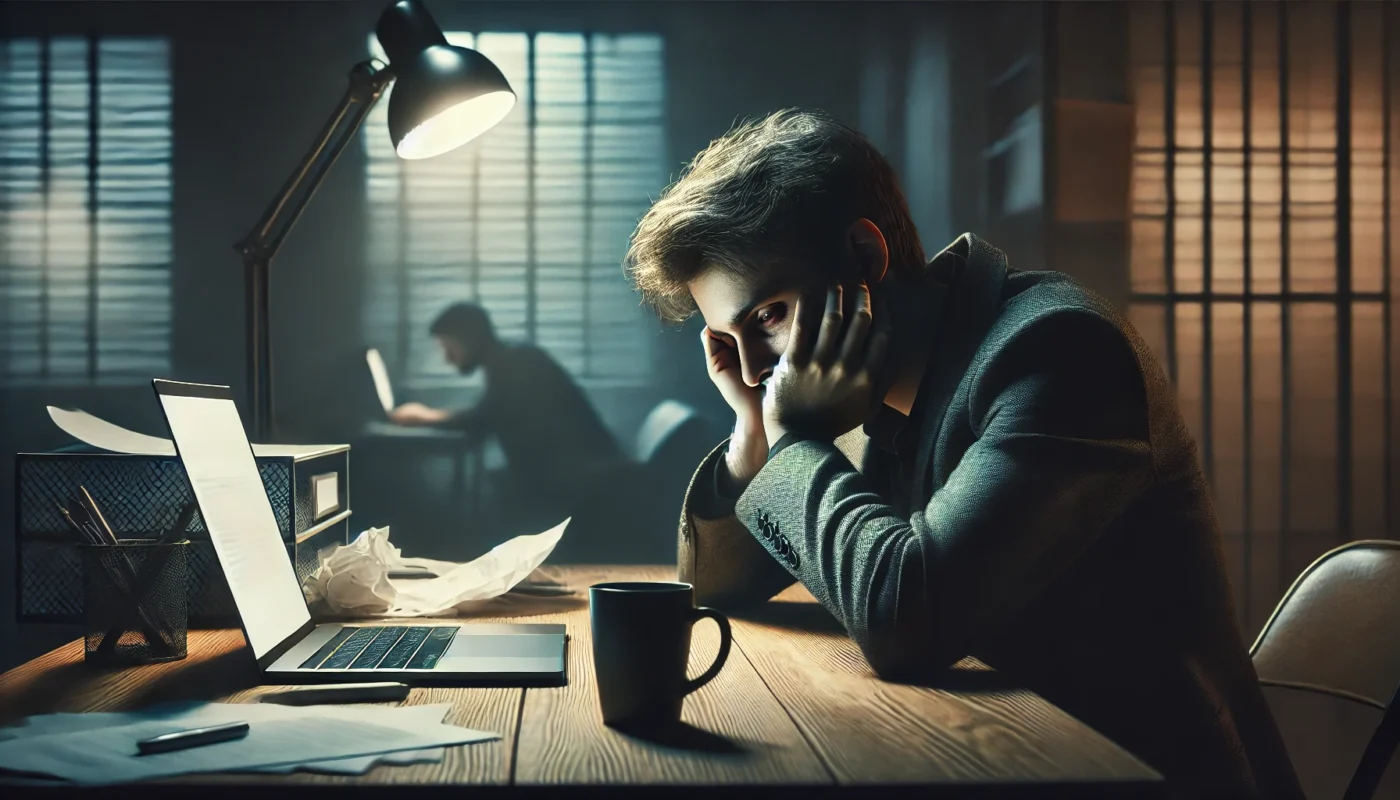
[
  {"x1": 760, "y1": 281, "x2": 891, "y2": 450},
  {"x1": 701, "y1": 326, "x2": 764, "y2": 422},
  {"x1": 701, "y1": 326, "x2": 771, "y2": 486}
]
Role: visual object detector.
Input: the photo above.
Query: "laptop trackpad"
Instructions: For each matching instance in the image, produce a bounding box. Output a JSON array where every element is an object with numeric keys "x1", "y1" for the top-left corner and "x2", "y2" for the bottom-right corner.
[{"x1": 444, "y1": 634, "x2": 561, "y2": 660}]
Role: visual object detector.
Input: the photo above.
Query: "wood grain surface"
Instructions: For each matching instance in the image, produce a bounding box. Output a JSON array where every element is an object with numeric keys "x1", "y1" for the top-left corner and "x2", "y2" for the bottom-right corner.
[
  {"x1": 513, "y1": 565, "x2": 829, "y2": 785},
  {"x1": 729, "y1": 583, "x2": 1160, "y2": 785},
  {"x1": 0, "y1": 565, "x2": 1160, "y2": 791}
]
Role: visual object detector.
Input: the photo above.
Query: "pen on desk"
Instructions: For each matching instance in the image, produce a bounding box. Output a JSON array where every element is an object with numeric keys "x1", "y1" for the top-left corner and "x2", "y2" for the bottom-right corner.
[{"x1": 136, "y1": 721, "x2": 250, "y2": 756}]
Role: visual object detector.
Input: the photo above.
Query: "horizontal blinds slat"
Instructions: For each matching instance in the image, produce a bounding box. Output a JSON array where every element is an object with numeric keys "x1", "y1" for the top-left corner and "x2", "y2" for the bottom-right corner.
[
  {"x1": 362, "y1": 30, "x2": 664, "y2": 389},
  {"x1": 0, "y1": 36, "x2": 172, "y2": 385}
]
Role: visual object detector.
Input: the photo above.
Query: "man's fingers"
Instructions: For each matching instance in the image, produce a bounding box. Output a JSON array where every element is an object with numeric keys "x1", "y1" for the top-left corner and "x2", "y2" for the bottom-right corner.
[
  {"x1": 838, "y1": 283, "x2": 874, "y2": 369},
  {"x1": 702, "y1": 327, "x2": 737, "y2": 374},
  {"x1": 786, "y1": 293, "x2": 813, "y2": 365},
  {"x1": 701, "y1": 327, "x2": 717, "y2": 358},
  {"x1": 811, "y1": 286, "x2": 843, "y2": 366}
]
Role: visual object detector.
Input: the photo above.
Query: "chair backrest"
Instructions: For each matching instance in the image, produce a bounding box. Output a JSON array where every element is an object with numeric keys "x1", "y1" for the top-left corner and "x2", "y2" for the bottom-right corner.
[
  {"x1": 1251, "y1": 539, "x2": 1400, "y2": 709},
  {"x1": 1252, "y1": 540, "x2": 1400, "y2": 800},
  {"x1": 634, "y1": 400, "x2": 702, "y2": 464}
]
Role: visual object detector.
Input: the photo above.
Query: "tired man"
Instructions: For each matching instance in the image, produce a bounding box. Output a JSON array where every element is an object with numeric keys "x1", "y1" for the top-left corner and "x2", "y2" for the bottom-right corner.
[
  {"x1": 624, "y1": 109, "x2": 1302, "y2": 799},
  {"x1": 390, "y1": 302, "x2": 625, "y2": 525}
]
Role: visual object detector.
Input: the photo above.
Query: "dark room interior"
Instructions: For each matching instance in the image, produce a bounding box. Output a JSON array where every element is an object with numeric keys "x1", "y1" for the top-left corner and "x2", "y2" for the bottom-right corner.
[{"x1": 0, "y1": 1, "x2": 1397, "y2": 797}]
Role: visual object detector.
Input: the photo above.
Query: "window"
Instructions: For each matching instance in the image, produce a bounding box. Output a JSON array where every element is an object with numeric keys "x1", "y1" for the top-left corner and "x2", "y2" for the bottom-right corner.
[
  {"x1": 0, "y1": 37, "x2": 173, "y2": 386},
  {"x1": 1128, "y1": 1, "x2": 1397, "y2": 634},
  {"x1": 362, "y1": 32, "x2": 666, "y2": 388}
]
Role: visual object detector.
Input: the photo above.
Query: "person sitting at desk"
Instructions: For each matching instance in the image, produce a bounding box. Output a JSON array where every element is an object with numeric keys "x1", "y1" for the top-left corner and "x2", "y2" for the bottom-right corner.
[
  {"x1": 389, "y1": 302, "x2": 626, "y2": 525},
  {"x1": 622, "y1": 109, "x2": 1303, "y2": 799}
]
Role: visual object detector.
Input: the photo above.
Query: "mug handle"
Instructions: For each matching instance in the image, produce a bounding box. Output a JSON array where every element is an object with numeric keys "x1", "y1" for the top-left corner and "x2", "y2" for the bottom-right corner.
[{"x1": 682, "y1": 606, "x2": 732, "y2": 696}]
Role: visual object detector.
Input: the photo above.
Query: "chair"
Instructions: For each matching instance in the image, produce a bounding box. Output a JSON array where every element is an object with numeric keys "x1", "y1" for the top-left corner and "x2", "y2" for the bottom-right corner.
[
  {"x1": 1251, "y1": 540, "x2": 1400, "y2": 800},
  {"x1": 635, "y1": 400, "x2": 705, "y2": 463},
  {"x1": 588, "y1": 400, "x2": 710, "y2": 561}
]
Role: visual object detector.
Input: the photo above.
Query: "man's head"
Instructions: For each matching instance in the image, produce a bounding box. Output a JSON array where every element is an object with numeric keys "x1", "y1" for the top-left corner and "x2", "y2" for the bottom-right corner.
[
  {"x1": 429, "y1": 302, "x2": 497, "y2": 375},
  {"x1": 624, "y1": 108, "x2": 925, "y2": 388}
]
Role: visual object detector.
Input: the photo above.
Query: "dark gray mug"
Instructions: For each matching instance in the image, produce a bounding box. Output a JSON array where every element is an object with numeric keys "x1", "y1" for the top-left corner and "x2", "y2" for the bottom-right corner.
[{"x1": 589, "y1": 581, "x2": 732, "y2": 726}]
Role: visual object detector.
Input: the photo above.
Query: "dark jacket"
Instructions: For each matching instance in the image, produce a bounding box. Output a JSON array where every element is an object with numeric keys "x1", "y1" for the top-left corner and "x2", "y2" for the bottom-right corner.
[{"x1": 677, "y1": 234, "x2": 1303, "y2": 799}]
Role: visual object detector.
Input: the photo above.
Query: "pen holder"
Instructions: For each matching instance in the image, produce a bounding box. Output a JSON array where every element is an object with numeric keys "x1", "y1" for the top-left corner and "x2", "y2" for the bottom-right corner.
[{"x1": 81, "y1": 541, "x2": 189, "y2": 666}]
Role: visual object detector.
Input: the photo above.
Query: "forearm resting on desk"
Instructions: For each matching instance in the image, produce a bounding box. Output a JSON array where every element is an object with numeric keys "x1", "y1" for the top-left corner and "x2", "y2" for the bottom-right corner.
[{"x1": 678, "y1": 440, "x2": 795, "y2": 611}]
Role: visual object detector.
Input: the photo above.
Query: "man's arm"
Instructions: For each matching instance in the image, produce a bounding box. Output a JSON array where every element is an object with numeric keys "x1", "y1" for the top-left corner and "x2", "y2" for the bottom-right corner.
[
  {"x1": 437, "y1": 403, "x2": 484, "y2": 432},
  {"x1": 678, "y1": 440, "x2": 797, "y2": 610},
  {"x1": 432, "y1": 406, "x2": 497, "y2": 454},
  {"x1": 731, "y1": 309, "x2": 1156, "y2": 677}
]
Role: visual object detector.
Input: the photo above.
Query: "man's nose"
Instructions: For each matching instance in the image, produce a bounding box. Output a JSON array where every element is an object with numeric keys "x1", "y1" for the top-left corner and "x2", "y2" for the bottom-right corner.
[{"x1": 738, "y1": 343, "x2": 776, "y2": 389}]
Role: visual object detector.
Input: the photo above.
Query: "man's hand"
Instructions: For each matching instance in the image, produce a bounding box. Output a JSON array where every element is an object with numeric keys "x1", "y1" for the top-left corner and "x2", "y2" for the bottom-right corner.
[
  {"x1": 762, "y1": 283, "x2": 890, "y2": 450},
  {"x1": 702, "y1": 327, "x2": 768, "y2": 489},
  {"x1": 389, "y1": 402, "x2": 451, "y2": 426}
]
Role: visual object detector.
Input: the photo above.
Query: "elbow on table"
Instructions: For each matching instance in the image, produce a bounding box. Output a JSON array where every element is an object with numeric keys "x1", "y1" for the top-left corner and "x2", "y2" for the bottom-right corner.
[
  {"x1": 851, "y1": 538, "x2": 967, "y2": 680},
  {"x1": 855, "y1": 616, "x2": 966, "y2": 681}
]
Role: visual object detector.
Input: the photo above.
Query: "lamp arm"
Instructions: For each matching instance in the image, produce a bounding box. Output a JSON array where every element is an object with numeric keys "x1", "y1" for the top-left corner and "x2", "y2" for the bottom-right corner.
[{"x1": 234, "y1": 59, "x2": 395, "y2": 441}]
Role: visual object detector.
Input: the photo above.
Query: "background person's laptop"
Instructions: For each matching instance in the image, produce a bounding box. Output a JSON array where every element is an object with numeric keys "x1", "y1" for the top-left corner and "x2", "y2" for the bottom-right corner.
[
  {"x1": 366, "y1": 348, "x2": 394, "y2": 418},
  {"x1": 151, "y1": 378, "x2": 567, "y2": 685}
]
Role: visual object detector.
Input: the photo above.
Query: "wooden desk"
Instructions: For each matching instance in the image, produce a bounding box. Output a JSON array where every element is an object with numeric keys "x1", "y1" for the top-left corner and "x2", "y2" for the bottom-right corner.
[{"x1": 0, "y1": 566, "x2": 1161, "y2": 796}]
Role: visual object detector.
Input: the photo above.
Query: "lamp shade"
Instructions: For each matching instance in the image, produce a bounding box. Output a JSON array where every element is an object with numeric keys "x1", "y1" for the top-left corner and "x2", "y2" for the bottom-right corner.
[{"x1": 375, "y1": 0, "x2": 516, "y2": 160}]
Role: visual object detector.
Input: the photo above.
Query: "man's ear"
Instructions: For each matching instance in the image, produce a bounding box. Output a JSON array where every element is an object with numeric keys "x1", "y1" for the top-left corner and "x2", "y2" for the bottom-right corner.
[{"x1": 846, "y1": 218, "x2": 889, "y2": 284}]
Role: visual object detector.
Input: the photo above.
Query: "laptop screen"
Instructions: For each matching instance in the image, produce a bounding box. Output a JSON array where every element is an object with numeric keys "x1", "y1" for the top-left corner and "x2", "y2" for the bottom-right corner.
[
  {"x1": 366, "y1": 348, "x2": 394, "y2": 415},
  {"x1": 154, "y1": 381, "x2": 311, "y2": 660}
]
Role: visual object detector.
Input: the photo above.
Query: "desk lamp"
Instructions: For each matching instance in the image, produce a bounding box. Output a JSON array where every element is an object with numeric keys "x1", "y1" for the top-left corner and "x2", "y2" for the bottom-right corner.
[{"x1": 233, "y1": 0, "x2": 515, "y2": 440}]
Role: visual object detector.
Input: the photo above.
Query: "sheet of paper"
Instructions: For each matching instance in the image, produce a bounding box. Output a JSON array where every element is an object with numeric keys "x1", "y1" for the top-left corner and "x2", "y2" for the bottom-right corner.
[
  {"x1": 366, "y1": 348, "x2": 395, "y2": 414},
  {"x1": 303, "y1": 520, "x2": 568, "y2": 617},
  {"x1": 232, "y1": 703, "x2": 449, "y2": 774},
  {"x1": 0, "y1": 702, "x2": 456, "y2": 775},
  {"x1": 48, "y1": 406, "x2": 176, "y2": 456},
  {"x1": 391, "y1": 521, "x2": 567, "y2": 616},
  {"x1": 47, "y1": 406, "x2": 342, "y2": 459},
  {"x1": 0, "y1": 702, "x2": 494, "y2": 784}
]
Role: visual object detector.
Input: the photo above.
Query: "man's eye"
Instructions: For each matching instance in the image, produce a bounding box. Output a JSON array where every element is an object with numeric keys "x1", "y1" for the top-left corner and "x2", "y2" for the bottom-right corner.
[{"x1": 756, "y1": 305, "x2": 786, "y2": 327}]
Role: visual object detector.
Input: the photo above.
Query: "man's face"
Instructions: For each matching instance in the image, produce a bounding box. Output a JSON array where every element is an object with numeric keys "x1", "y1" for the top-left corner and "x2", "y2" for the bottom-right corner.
[
  {"x1": 437, "y1": 335, "x2": 480, "y2": 375},
  {"x1": 689, "y1": 265, "x2": 822, "y2": 389}
]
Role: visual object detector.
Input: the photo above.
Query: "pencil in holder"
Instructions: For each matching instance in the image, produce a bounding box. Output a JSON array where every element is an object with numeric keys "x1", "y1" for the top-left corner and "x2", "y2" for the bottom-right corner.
[{"x1": 81, "y1": 540, "x2": 189, "y2": 665}]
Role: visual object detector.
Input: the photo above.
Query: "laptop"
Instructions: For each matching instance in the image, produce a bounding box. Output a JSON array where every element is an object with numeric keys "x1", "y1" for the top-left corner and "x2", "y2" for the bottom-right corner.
[
  {"x1": 151, "y1": 378, "x2": 567, "y2": 685},
  {"x1": 366, "y1": 348, "x2": 395, "y2": 417}
]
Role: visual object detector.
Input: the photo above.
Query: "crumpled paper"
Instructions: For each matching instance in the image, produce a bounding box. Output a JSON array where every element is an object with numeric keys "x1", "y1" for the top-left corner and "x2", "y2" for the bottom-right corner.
[{"x1": 303, "y1": 519, "x2": 568, "y2": 617}]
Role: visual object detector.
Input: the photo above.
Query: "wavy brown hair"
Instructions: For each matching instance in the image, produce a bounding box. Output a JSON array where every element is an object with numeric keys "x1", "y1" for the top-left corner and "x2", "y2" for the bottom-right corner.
[{"x1": 624, "y1": 108, "x2": 925, "y2": 323}]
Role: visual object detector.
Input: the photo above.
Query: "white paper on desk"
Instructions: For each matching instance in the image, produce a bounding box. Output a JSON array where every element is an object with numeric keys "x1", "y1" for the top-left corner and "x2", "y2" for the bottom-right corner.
[
  {"x1": 47, "y1": 406, "x2": 341, "y2": 458},
  {"x1": 303, "y1": 519, "x2": 568, "y2": 617},
  {"x1": 245, "y1": 703, "x2": 449, "y2": 774},
  {"x1": 0, "y1": 702, "x2": 457, "y2": 775},
  {"x1": 0, "y1": 702, "x2": 494, "y2": 784}
]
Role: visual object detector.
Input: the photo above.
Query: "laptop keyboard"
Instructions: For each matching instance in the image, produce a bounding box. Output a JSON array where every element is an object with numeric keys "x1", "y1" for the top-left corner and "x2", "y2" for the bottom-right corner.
[{"x1": 299, "y1": 626, "x2": 459, "y2": 670}]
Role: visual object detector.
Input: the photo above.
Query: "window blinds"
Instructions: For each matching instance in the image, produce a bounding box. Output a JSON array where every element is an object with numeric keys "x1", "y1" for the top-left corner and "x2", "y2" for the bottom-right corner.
[
  {"x1": 362, "y1": 32, "x2": 665, "y2": 389},
  {"x1": 0, "y1": 37, "x2": 173, "y2": 386},
  {"x1": 1127, "y1": 1, "x2": 1396, "y2": 633}
]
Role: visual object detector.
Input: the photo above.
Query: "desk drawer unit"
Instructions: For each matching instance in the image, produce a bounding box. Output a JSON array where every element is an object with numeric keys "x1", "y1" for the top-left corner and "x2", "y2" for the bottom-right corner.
[{"x1": 14, "y1": 445, "x2": 352, "y2": 625}]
